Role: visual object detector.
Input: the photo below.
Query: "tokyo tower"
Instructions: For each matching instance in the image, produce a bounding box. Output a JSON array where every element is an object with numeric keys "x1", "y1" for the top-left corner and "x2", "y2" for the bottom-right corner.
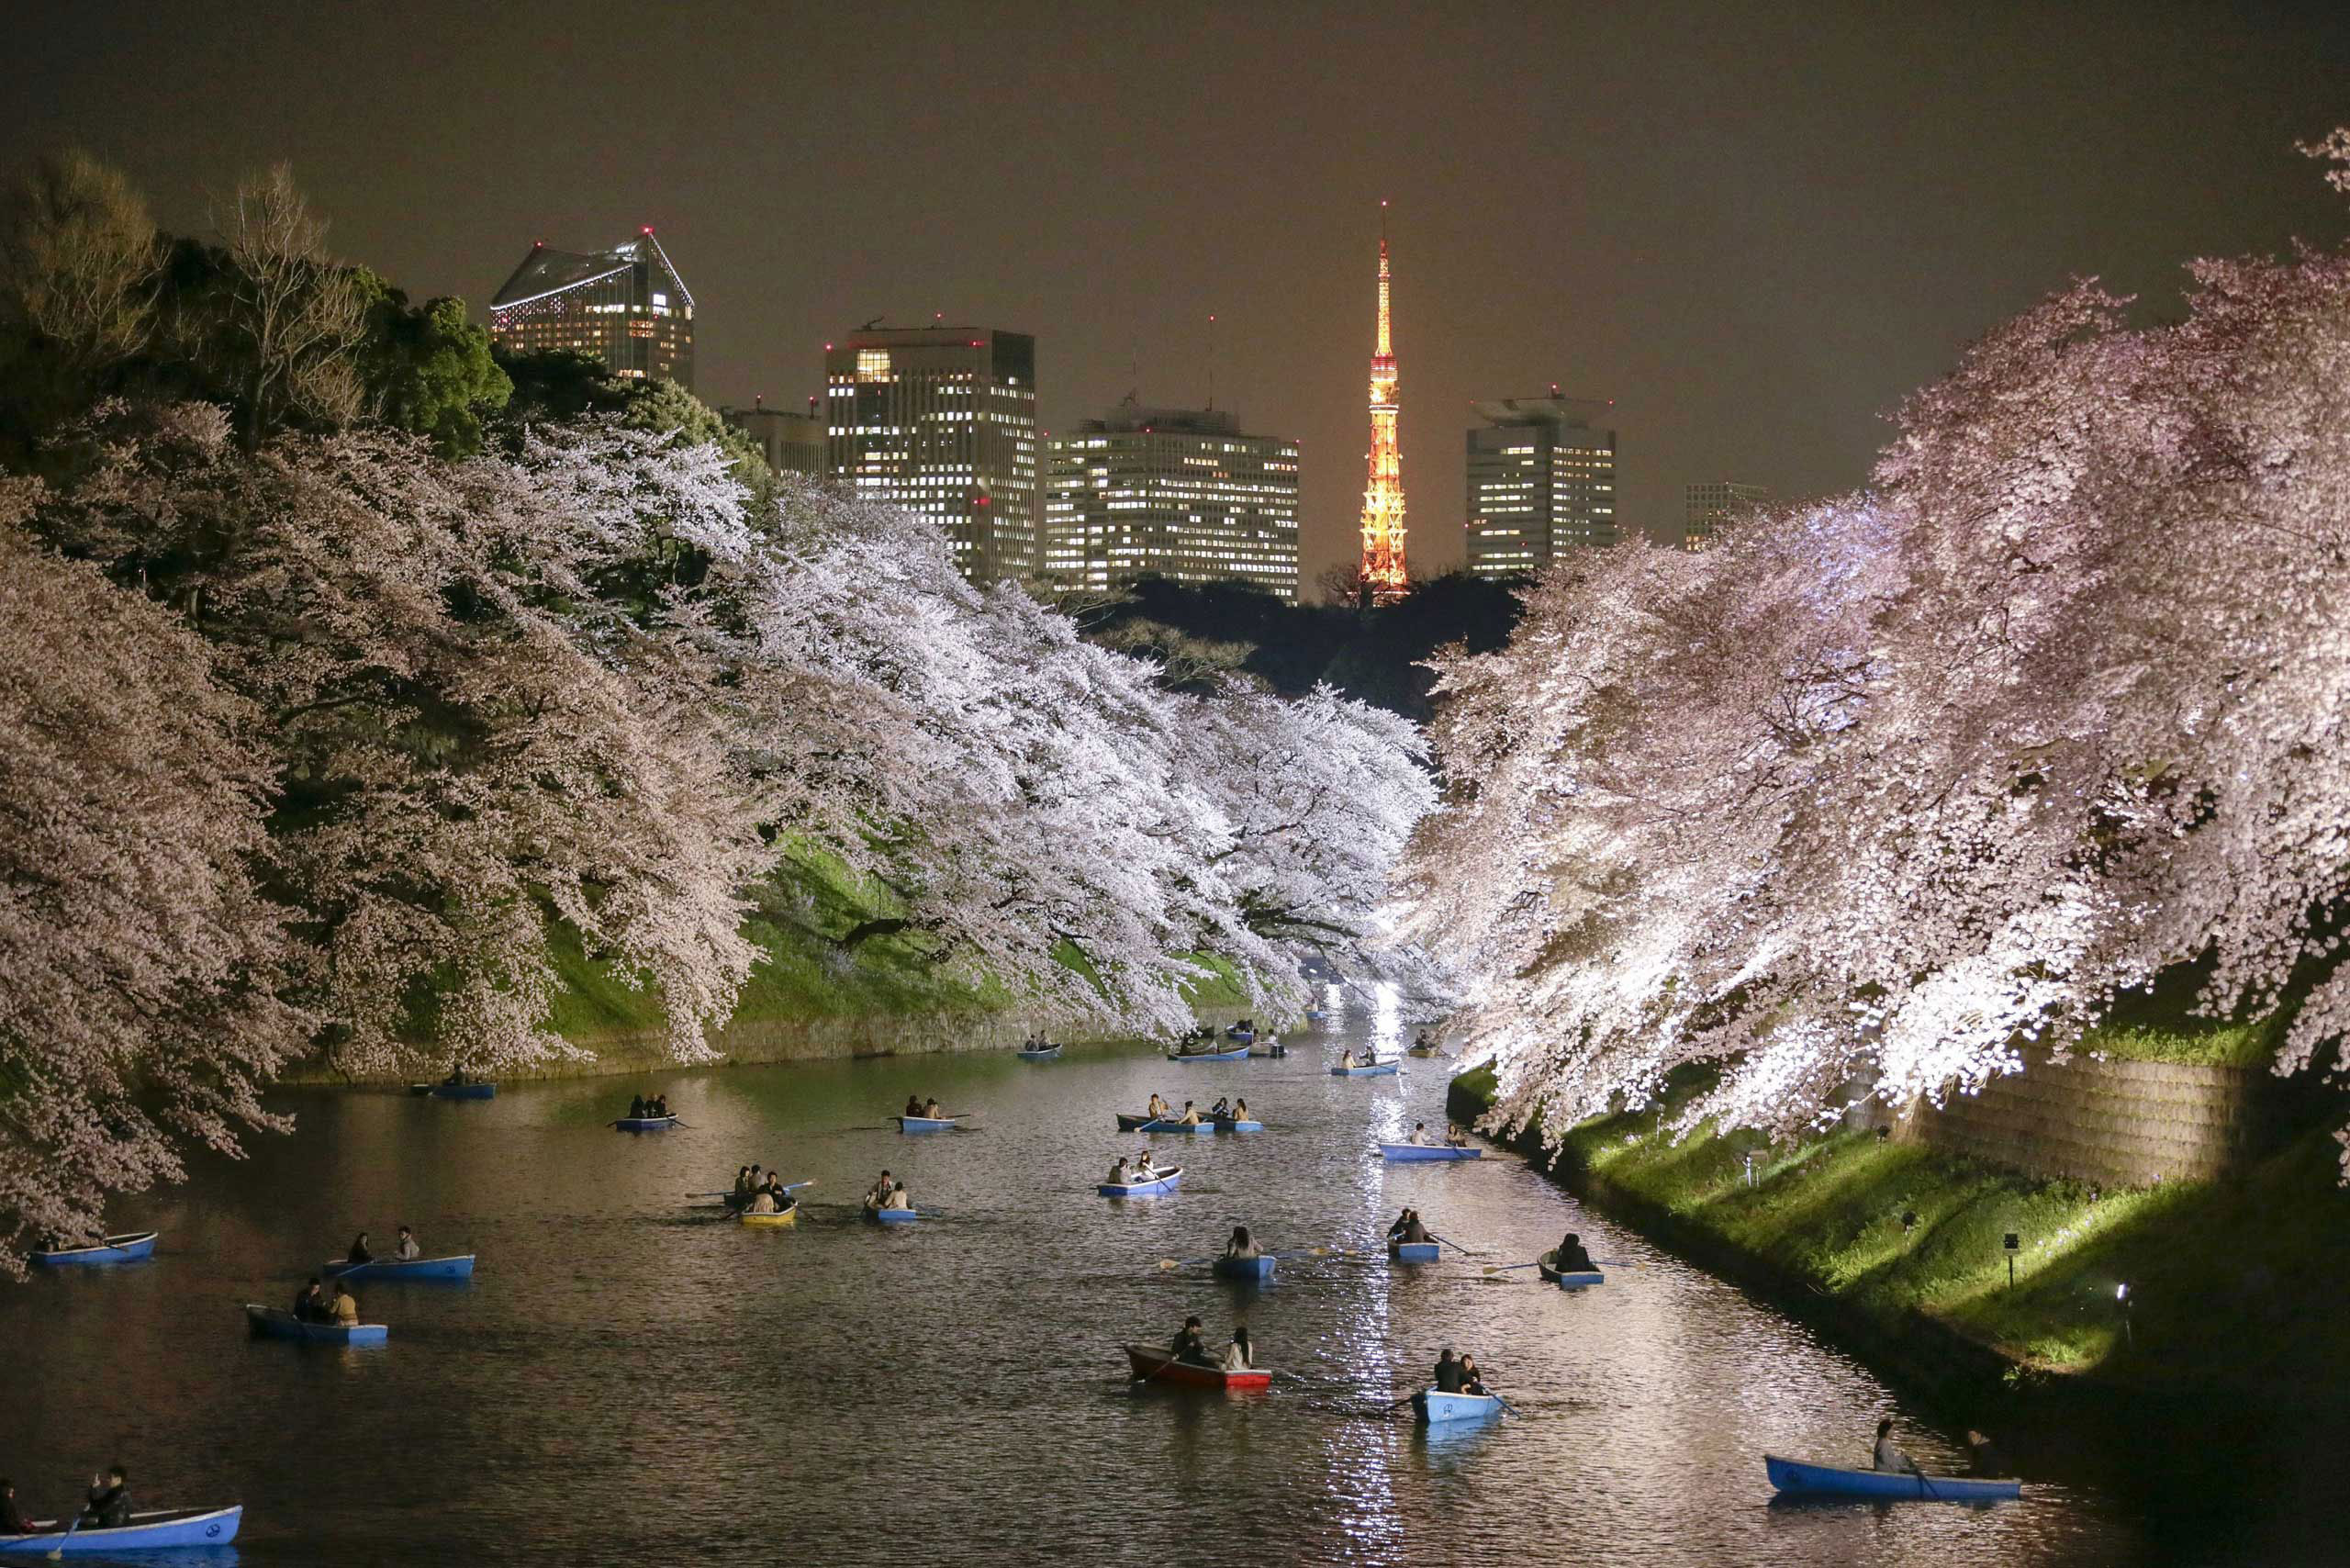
[{"x1": 1358, "y1": 203, "x2": 1409, "y2": 601}]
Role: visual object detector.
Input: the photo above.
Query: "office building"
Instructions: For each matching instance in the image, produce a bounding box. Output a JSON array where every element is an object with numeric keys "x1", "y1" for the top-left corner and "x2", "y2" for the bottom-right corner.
[
  {"x1": 1044, "y1": 399, "x2": 1301, "y2": 599},
  {"x1": 488, "y1": 230, "x2": 694, "y2": 387},
  {"x1": 1684, "y1": 480, "x2": 1774, "y2": 551},
  {"x1": 825, "y1": 327, "x2": 1040, "y2": 585},
  {"x1": 723, "y1": 398, "x2": 828, "y2": 477},
  {"x1": 1463, "y1": 397, "x2": 1618, "y2": 577}
]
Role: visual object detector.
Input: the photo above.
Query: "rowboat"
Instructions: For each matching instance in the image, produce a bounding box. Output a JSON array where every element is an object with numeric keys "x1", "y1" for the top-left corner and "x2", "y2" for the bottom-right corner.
[
  {"x1": 739, "y1": 1207, "x2": 799, "y2": 1227},
  {"x1": 1116, "y1": 1113, "x2": 1168, "y2": 1131},
  {"x1": 1249, "y1": 1044, "x2": 1289, "y2": 1058},
  {"x1": 1537, "y1": 1251, "x2": 1605, "y2": 1290},
  {"x1": 1224, "y1": 1026, "x2": 1256, "y2": 1042},
  {"x1": 1211, "y1": 1253, "x2": 1275, "y2": 1282},
  {"x1": 244, "y1": 1305, "x2": 387, "y2": 1345},
  {"x1": 0, "y1": 1505, "x2": 244, "y2": 1553},
  {"x1": 1151, "y1": 1118, "x2": 1218, "y2": 1134},
  {"x1": 1213, "y1": 1117, "x2": 1264, "y2": 1133},
  {"x1": 1124, "y1": 1343, "x2": 1270, "y2": 1391},
  {"x1": 1100, "y1": 1167, "x2": 1183, "y2": 1197},
  {"x1": 895, "y1": 1114, "x2": 963, "y2": 1132},
  {"x1": 1388, "y1": 1239, "x2": 1440, "y2": 1263},
  {"x1": 325, "y1": 1253, "x2": 475, "y2": 1281},
  {"x1": 1378, "y1": 1142, "x2": 1480, "y2": 1161},
  {"x1": 1764, "y1": 1454, "x2": 2020, "y2": 1502},
  {"x1": 29, "y1": 1231, "x2": 158, "y2": 1266},
  {"x1": 1330, "y1": 1060, "x2": 1400, "y2": 1077},
  {"x1": 1304, "y1": 1008, "x2": 1326, "y2": 1020},
  {"x1": 1014, "y1": 1045, "x2": 1064, "y2": 1060},
  {"x1": 1414, "y1": 1388, "x2": 1503, "y2": 1425},
  {"x1": 1168, "y1": 1046, "x2": 1248, "y2": 1062},
  {"x1": 1405, "y1": 1046, "x2": 1439, "y2": 1058},
  {"x1": 614, "y1": 1114, "x2": 679, "y2": 1131},
  {"x1": 863, "y1": 1203, "x2": 919, "y2": 1224},
  {"x1": 409, "y1": 1081, "x2": 497, "y2": 1100}
]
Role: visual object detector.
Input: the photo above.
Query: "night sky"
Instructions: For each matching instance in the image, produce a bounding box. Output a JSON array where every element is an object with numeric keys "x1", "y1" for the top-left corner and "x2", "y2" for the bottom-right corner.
[{"x1": 9, "y1": 1, "x2": 2348, "y2": 581}]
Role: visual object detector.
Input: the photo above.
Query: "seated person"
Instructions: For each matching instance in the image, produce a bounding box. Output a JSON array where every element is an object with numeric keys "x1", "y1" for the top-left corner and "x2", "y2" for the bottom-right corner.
[
  {"x1": 1177, "y1": 1101, "x2": 1201, "y2": 1126},
  {"x1": 346, "y1": 1231, "x2": 373, "y2": 1266},
  {"x1": 1339, "y1": 1049, "x2": 1359, "y2": 1069},
  {"x1": 0, "y1": 1477, "x2": 32, "y2": 1536},
  {"x1": 766, "y1": 1177, "x2": 793, "y2": 1212},
  {"x1": 331, "y1": 1284, "x2": 361, "y2": 1327},
  {"x1": 652, "y1": 1095, "x2": 669, "y2": 1116},
  {"x1": 630, "y1": 1093, "x2": 648, "y2": 1118},
  {"x1": 1444, "y1": 1122, "x2": 1468, "y2": 1148},
  {"x1": 81, "y1": 1467, "x2": 130, "y2": 1529},
  {"x1": 1390, "y1": 1209, "x2": 1429, "y2": 1245},
  {"x1": 293, "y1": 1276, "x2": 328, "y2": 1323},
  {"x1": 747, "y1": 1186, "x2": 780, "y2": 1215},
  {"x1": 1460, "y1": 1351, "x2": 1489, "y2": 1395},
  {"x1": 904, "y1": 1096, "x2": 923, "y2": 1119},
  {"x1": 881, "y1": 1182, "x2": 912, "y2": 1211},
  {"x1": 1872, "y1": 1418, "x2": 1921, "y2": 1475},
  {"x1": 1147, "y1": 1092, "x2": 1171, "y2": 1118},
  {"x1": 1210, "y1": 1097, "x2": 1231, "y2": 1118},
  {"x1": 733, "y1": 1166, "x2": 754, "y2": 1197},
  {"x1": 1224, "y1": 1225, "x2": 1259, "y2": 1260},
  {"x1": 394, "y1": 1225, "x2": 421, "y2": 1261},
  {"x1": 1135, "y1": 1151, "x2": 1158, "y2": 1179},
  {"x1": 1407, "y1": 1121, "x2": 1430, "y2": 1146},
  {"x1": 1432, "y1": 1349, "x2": 1467, "y2": 1393},
  {"x1": 1108, "y1": 1157, "x2": 1131, "y2": 1186},
  {"x1": 1232, "y1": 1098, "x2": 1249, "y2": 1121},
  {"x1": 1966, "y1": 1429, "x2": 2010, "y2": 1479},
  {"x1": 867, "y1": 1170, "x2": 897, "y2": 1207},
  {"x1": 1552, "y1": 1232, "x2": 1597, "y2": 1273},
  {"x1": 1171, "y1": 1315, "x2": 1212, "y2": 1367},
  {"x1": 1221, "y1": 1326, "x2": 1254, "y2": 1371},
  {"x1": 923, "y1": 1098, "x2": 945, "y2": 1119}
]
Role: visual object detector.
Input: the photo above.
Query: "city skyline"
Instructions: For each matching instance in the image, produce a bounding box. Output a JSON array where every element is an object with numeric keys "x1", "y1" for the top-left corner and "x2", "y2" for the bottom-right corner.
[{"x1": 9, "y1": 3, "x2": 2346, "y2": 584}]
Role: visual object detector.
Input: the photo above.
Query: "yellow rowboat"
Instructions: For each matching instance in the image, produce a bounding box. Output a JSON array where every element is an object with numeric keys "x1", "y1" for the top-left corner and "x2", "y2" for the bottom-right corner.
[{"x1": 738, "y1": 1207, "x2": 798, "y2": 1227}]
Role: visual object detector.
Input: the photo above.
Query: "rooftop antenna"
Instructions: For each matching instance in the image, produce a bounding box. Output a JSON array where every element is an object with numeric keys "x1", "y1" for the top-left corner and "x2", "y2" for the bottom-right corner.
[
  {"x1": 1128, "y1": 338, "x2": 1140, "y2": 407},
  {"x1": 1206, "y1": 314, "x2": 1217, "y2": 412},
  {"x1": 859, "y1": 315, "x2": 885, "y2": 330}
]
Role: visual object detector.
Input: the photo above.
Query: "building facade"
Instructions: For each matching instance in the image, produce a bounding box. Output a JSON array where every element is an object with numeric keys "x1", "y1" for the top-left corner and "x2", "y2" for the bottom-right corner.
[
  {"x1": 824, "y1": 328, "x2": 1040, "y2": 586},
  {"x1": 1043, "y1": 400, "x2": 1301, "y2": 600},
  {"x1": 1684, "y1": 480, "x2": 1774, "y2": 550},
  {"x1": 1463, "y1": 397, "x2": 1618, "y2": 577},
  {"x1": 722, "y1": 400, "x2": 828, "y2": 477},
  {"x1": 488, "y1": 230, "x2": 693, "y2": 387}
]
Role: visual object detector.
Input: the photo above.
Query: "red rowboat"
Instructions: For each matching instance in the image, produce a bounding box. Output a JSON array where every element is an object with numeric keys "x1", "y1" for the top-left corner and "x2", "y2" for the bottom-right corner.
[{"x1": 1124, "y1": 1343, "x2": 1271, "y2": 1391}]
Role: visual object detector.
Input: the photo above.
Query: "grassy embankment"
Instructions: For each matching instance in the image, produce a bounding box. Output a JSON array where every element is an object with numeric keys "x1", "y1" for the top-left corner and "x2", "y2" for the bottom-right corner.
[
  {"x1": 543, "y1": 841, "x2": 1251, "y2": 1044},
  {"x1": 1450, "y1": 1001, "x2": 2350, "y2": 1408}
]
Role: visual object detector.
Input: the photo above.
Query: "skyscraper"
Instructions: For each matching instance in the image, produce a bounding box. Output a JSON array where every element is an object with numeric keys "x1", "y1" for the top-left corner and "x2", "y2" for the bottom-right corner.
[
  {"x1": 487, "y1": 230, "x2": 693, "y2": 387},
  {"x1": 824, "y1": 327, "x2": 1041, "y2": 586},
  {"x1": 1043, "y1": 399, "x2": 1301, "y2": 600},
  {"x1": 722, "y1": 398, "x2": 828, "y2": 478},
  {"x1": 1358, "y1": 207, "x2": 1408, "y2": 601},
  {"x1": 1684, "y1": 480, "x2": 1774, "y2": 551},
  {"x1": 1463, "y1": 397, "x2": 1619, "y2": 577}
]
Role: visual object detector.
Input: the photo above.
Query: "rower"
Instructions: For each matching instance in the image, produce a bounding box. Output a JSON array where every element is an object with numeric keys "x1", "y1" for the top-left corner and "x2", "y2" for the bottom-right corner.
[
  {"x1": 630, "y1": 1093, "x2": 648, "y2": 1118},
  {"x1": 293, "y1": 1275, "x2": 329, "y2": 1323},
  {"x1": 1177, "y1": 1100, "x2": 1202, "y2": 1126},
  {"x1": 1388, "y1": 1208, "x2": 1429, "y2": 1244},
  {"x1": 1872, "y1": 1418, "x2": 1921, "y2": 1475},
  {"x1": 1433, "y1": 1348, "x2": 1467, "y2": 1393},
  {"x1": 1553, "y1": 1232, "x2": 1597, "y2": 1272},
  {"x1": 79, "y1": 1466, "x2": 129, "y2": 1530},
  {"x1": 1224, "y1": 1225, "x2": 1259, "y2": 1260},
  {"x1": 1108, "y1": 1156, "x2": 1131, "y2": 1186},
  {"x1": 394, "y1": 1225, "x2": 420, "y2": 1261},
  {"x1": 733, "y1": 1166, "x2": 753, "y2": 1199},
  {"x1": 1171, "y1": 1315, "x2": 1212, "y2": 1367},
  {"x1": 346, "y1": 1230, "x2": 373, "y2": 1266},
  {"x1": 923, "y1": 1097, "x2": 945, "y2": 1119},
  {"x1": 867, "y1": 1170, "x2": 896, "y2": 1207},
  {"x1": 1221, "y1": 1326, "x2": 1254, "y2": 1371},
  {"x1": 1147, "y1": 1092, "x2": 1170, "y2": 1118},
  {"x1": 1407, "y1": 1121, "x2": 1429, "y2": 1146},
  {"x1": 904, "y1": 1095, "x2": 923, "y2": 1118},
  {"x1": 330, "y1": 1282, "x2": 361, "y2": 1327}
]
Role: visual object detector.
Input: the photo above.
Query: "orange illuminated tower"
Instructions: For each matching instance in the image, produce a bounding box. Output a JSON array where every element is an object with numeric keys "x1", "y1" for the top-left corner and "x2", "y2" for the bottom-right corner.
[{"x1": 1358, "y1": 204, "x2": 1409, "y2": 600}]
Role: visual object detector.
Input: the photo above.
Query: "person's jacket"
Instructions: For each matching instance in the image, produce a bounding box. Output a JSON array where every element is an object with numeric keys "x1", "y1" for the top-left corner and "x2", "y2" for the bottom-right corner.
[
  {"x1": 1, "y1": 1492, "x2": 32, "y2": 1533},
  {"x1": 294, "y1": 1285, "x2": 325, "y2": 1322},
  {"x1": 630, "y1": 1097, "x2": 647, "y2": 1117},
  {"x1": 1434, "y1": 1357, "x2": 1468, "y2": 1393},
  {"x1": 1172, "y1": 1327, "x2": 1210, "y2": 1365},
  {"x1": 333, "y1": 1292, "x2": 361, "y2": 1327},
  {"x1": 348, "y1": 1242, "x2": 373, "y2": 1265},
  {"x1": 1556, "y1": 1243, "x2": 1596, "y2": 1272},
  {"x1": 84, "y1": 1484, "x2": 129, "y2": 1529},
  {"x1": 1873, "y1": 1434, "x2": 1918, "y2": 1473}
]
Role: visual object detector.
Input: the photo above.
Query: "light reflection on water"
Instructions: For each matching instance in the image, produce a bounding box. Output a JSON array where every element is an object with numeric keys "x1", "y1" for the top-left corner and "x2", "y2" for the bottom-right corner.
[{"x1": 2, "y1": 1015, "x2": 2333, "y2": 1566}]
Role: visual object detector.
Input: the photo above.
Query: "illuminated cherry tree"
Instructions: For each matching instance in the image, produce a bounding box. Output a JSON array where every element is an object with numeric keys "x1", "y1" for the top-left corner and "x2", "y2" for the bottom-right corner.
[{"x1": 1400, "y1": 140, "x2": 2350, "y2": 1176}]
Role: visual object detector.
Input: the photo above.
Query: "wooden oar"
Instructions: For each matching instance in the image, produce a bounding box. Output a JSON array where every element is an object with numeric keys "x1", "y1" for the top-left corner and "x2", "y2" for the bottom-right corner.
[
  {"x1": 1426, "y1": 1231, "x2": 1482, "y2": 1259},
  {"x1": 46, "y1": 1510, "x2": 84, "y2": 1560},
  {"x1": 1492, "y1": 1392, "x2": 1524, "y2": 1419},
  {"x1": 1481, "y1": 1261, "x2": 1542, "y2": 1274}
]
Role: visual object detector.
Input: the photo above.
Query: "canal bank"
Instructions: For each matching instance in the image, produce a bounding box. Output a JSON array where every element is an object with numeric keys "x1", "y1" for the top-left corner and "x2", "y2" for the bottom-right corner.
[{"x1": 1448, "y1": 1061, "x2": 2350, "y2": 1428}]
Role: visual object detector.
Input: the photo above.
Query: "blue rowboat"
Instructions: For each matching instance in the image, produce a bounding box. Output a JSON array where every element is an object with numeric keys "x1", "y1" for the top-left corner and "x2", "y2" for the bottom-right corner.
[
  {"x1": 614, "y1": 1114, "x2": 679, "y2": 1131},
  {"x1": 1225, "y1": 1026, "x2": 1256, "y2": 1042},
  {"x1": 1168, "y1": 1046, "x2": 1248, "y2": 1062},
  {"x1": 0, "y1": 1505, "x2": 243, "y2": 1553},
  {"x1": 1379, "y1": 1142, "x2": 1480, "y2": 1161},
  {"x1": 1014, "y1": 1045, "x2": 1064, "y2": 1060},
  {"x1": 410, "y1": 1081, "x2": 497, "y2": 1100},
  {"x1": 864, "y1": 1203, "x2": 919, "y2": 1224},
  {"x1": 1330, "y1": 1060, "x2": 1400, "y2": 1077},
  {"x1": 1764, "y1": 1454, "x2": 2020, "y2": 1502},
  {"x1": 1213, "y1": 1118, "x2": 1264, "y2": 1133},
  {"x1": 1116, "y1": 1113, "x2": 1168, "y2": 1131},
  {"x1": 1211, "y1": 1253, "x2": 1275, "y2": 1282},
  {"x1": 244, "y1": 1305, "x2": 388, "y2": 1345},
  {"x1": 1387, "y1": 1239, "x2": 1440, "y2": 1264},
  {"x1": 1100, "y1": 1167, "x2": 1183, "y2": 1197},
  {"x1": 1537, "y1": 1252, "x2": 1605, "y2": 1290},
  {"x1": 1414, "y1": 1388, "x2": 1503, "y2": 1425},
  {"x1": 895, "y1": 1114, "x2": 963, "y2": 1132},
  {"x1": 325, "y1": 1253, "x2": 475, "y2": 1282},
  {"x1": 29, "y1": 1231, "x2": 158, "y2": 1266},
  {"x1": 1304, "y1": 1008, "x2": 1326, "y2": 1020}
]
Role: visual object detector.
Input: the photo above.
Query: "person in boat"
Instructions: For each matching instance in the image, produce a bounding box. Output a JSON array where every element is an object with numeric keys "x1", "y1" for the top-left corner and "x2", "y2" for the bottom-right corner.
[
  {"x1": 1444, "y1": 1122, "x2": 1469, "y2": 1148},
  {"x1": 733, "y1": 1166, "x2": 753, "y2": 1200},
  {"x1": 1176, "y1": 1100, "x2": 1202, "y2": 1126},
  {"x1": 1433, "y1": 1348, "x2": 1468, "y2": 1393},
  {"x1": 1339, "y1": 1048, "x2": 1358, "y2": 1069},
  {"x1": 1209, "y1": 1096, "x2": 1231, "y2": 1118},
  {"x1": 1407, "y1": 1121, "x2": 1430, "y2": 1146},
  {"x1": 79, "y1": 1467, "x2": 129, "y2": 1530},
  {"x1": 747, "y1": 1183, "x2": 780, "y2": 1215},
  {"x1": 347, "y1": 1230, "x2": 373, "y2": 1266},
  {"x1": 1552, "y1": 1232, "x2": 1598, "y2": 1273},
  {"x1": 766, "y1": 1175, "x2": 794, "y2": 1213},
  {"x1": 1966, "y1": 1429, "x2": 2010, "y2": 1479},
  {"x1": 1232, "y1": 1097, "x2": 1249, "y2": 1121},
  {"x1": 904, "y1": 1095, "x2": 923, "y2": 1118},
  {"x1": 1459, "y1": 1351, "x2": 1489, "y2": 1396},
  {"x1": 923, "y1": 1097, "x2": 945, "y2": 1119},
  {"x1": 1872, "y1": 1418, "x2": 1922, "y2": 1475},
  {"x1": 867, "y1": 1170, "x2": 897, "y2": 1207},
  {"x1": 1224, "y1": 1225, "x2": 1259, "y2": 1260},
  {"x1": 652, "y1": 1094, "x2": 669, "y2": 1116},
  {"x1": 1171, "y1": 1315, "x2": 1213, "y2": 1367},
  {"x1": 293, "y1": 1275, "x2": 329, "y2": 1323},
  {"x1": 630, "y1": 1093, "x2": 648, "y2": 1118},
  {"x1": 395, "y1": 1225, "x2": 421, "y2": 1261},
  {"x1": 331, "y1": 1282, "x2": 361, "y2": 1327},
  {"x1": 1389, "y1": 1208, "x2": 1429, "y2": 1245},
  {"x1": 881, "y1": 1179, "x2": 912, "y2": 1211},
  {"x1": 1221, "y1": 1325, "x2": 1254, "y2": 1372},
  {"x1": 1, "y1": 1477, "x2": 32, "y2": 1536},
  {"x1": 1147, "y1": 1092, "x2": 1171, "y2": 1118},
  {"x1": 1108, "y1": 1156, "x2": 1131, "y2": 1186},
  {"x1": 1135, "y1": 1150, "x2": 1158, "y2": 1180}
]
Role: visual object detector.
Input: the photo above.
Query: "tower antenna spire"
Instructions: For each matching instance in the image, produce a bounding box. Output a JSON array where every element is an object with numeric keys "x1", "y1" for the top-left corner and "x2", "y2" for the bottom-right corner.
[{"x1": 1206, "y1": 314, "x2": 1217, "y2": 411}]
